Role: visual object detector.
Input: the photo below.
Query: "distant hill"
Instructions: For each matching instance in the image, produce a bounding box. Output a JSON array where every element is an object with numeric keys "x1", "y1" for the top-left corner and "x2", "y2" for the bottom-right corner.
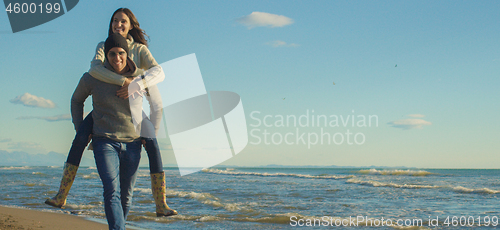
[
  {"x1": 0, "y1": 150, "x2": 413, "y2": 169},
  {"x1": 217, "y1": 164, "x2": 415, "y2": 169},
  {"x1": 0, "y1": 150, "x2": 154, "y2": 167},
  {"x1": 0, "y1": 150, "x2": 96, "y2": 166}
]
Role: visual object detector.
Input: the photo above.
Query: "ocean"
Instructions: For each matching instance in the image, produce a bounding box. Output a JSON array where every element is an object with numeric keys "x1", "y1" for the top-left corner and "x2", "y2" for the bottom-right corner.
[{"x1": 1, "y1": 166, "x2": 499, "y2": 229}]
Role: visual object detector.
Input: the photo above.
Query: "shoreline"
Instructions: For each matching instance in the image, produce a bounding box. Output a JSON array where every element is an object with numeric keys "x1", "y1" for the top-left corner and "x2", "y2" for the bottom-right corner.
[{"x1": 0, "y1": 205, "x2": 108, "y2": 230}]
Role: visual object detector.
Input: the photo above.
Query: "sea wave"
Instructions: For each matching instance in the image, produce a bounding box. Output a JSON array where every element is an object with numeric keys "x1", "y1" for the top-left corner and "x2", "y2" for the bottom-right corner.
[
  {"x1": 234, "y1": 214, "x2": 295, "y2": 224},
  {"x1": 127, "y1": 213, "x2": 215, "y2": 222},
  {"x1": 203, "y1": 168, "x2": 352, "y2": 179},
  {"x1": 167, "y1": 189, "x2": 253, "y2": 212},
  {"x1": 64, "y1": 203, "x2": 98, "y2": 209},
  {"x1": 347, "y1": 179, "x2": 500, "y2": 194},
  {"x1": 134, "y1": 188, "x2": 152, "y2": 194},
  {"x1": 129, "y1": 212, "x2": 426, "y2": 227},
  {"x1": 168, "y1": 190, "x2": 217, "y2": 200},
  {"x1": 82, "y1": 172, "x2": 99, "y2": 179},
  {"x1": 232, "y1": 213, "x2": 405, "y2": 226},
  {"x1": 198, "y1": 215, "x2": 222, "y2": 222},
  {"x1": 24, "y1": 183, "x2": 46, "y2": 187},
  {"x1": 254, "y1": 214, "x2": 434, "y2": 229},
  {"x1": 451, "y1": 186, "x2": 500, "y2": 194},
  {"x1": 136, "y1": 172, "x2": 150, "y2": 178},
  {"x1": 347, "y1": 178, "x2": 439, "y2": 189},
  {"x1": 0, "y1": 166, "x2": 31, "y2": 170},
  {"x1": 130, "y1": 212, "x2": 298, "y2": 225},
  {"x1": 357, "y1": 169, "x2": 434, "y2": 176}
]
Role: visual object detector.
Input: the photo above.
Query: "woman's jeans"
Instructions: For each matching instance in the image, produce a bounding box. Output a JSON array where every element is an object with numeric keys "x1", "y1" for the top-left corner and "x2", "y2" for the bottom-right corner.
[
  {"x1": 66, "y1": 112, "x2": 94, "y2": 166},
  {"x1": 66, "y1": 112, "x2": 163, "y2": 173},
  {"x1": 143, "y1": 137, "x2": 162, "y2": 173},
  {"x1": 93, "y1": 137, "x2": 142, "y2": 230}
]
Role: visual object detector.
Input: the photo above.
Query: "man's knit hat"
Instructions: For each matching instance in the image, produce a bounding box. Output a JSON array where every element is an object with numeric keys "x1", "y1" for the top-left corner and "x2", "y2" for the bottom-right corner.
[{"x1": 104, "y1": 33, "x2": 129, "y2": 56}]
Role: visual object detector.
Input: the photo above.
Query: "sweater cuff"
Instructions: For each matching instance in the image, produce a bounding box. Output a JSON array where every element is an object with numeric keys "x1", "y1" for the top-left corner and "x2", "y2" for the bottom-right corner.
[
  {"x1": 136, "y1": 80, "x2": 146, "y2": 91},
  {"x1": 119, "y1": 78, "x2": 127, "y2": 87}
]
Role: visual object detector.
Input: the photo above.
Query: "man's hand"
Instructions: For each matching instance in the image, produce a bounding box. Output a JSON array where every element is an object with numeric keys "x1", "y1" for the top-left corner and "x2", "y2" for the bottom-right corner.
[{"x1": 122, "y1": 77, "x2": 132, "y2": 88}]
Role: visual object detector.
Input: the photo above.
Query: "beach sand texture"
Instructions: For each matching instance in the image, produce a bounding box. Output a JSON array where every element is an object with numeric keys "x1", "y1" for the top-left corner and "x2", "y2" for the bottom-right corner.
[{"x1": 0, "y1": 206, "x2": 108, "y2": 230}]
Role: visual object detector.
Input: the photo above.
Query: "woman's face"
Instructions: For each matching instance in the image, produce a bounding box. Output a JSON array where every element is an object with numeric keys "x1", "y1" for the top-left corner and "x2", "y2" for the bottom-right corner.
[
  {"x1": 112, "y1": 12, "x2": 131, "y2": 38},
  {"x1": 107, "y1": 47, "x2": 128, "y2": 74}
]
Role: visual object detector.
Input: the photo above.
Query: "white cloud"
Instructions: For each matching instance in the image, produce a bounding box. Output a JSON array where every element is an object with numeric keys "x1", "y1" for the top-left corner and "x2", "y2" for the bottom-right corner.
[
  {"x1": 17, "y1": 114, "x2": 70, "y2": 122},
  {"x1": 266, "y1": 40, "x2": 300, "y2": 48},
  {"x1": 407, "y1": 114, "x2": 425, "y2": 118},
  {"x1": 388, "y1": 119, "x2": 432, "y2": 130},
  {"x1": 10, "y1": 93, "x2": 56, "y2": 108},
  {"x1": 236, "y1": 12, "x2": 294, "y2": 29}
]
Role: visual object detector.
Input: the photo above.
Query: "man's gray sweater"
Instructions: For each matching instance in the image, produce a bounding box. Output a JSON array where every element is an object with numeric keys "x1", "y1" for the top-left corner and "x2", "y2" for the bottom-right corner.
[{"x1": 71, "y1": 59, "x2": 140, "y2": 142}]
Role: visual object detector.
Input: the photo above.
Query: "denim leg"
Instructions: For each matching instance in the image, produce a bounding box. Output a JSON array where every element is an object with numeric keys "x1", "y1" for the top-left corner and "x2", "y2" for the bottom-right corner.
[
  {"x1": 143, "y1": 138, "x2": 163, "y2": 174},
  {"x1": 66, "y1": 111, "x2": 93, "y2": 166},
  {"x1": 93, "y1": 137, "x2": 125, "y2": 230},
  {"x1": 140, "y1": 118, "x2": 163, "y2": 173},
  {"x1": 119, "y1": 140, "x2": 142, "y2": 219}
]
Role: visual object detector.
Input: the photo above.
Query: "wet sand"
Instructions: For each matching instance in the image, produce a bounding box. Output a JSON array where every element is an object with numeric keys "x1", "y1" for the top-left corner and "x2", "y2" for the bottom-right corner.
[{"x1": 0, "y1": 205, "x2": 108, "y2": 230}]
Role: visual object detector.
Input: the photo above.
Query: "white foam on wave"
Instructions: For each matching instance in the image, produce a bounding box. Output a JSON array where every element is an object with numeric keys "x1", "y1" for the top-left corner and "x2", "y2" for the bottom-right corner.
[
  {"x1": 167, "y1": 189, "x2": 252, "y2": 212},
  {"x1": 129, "y1": 213, "x2": 214, "y2": 222},
  {"x1": 357, "y1": 169, "x2": 434, "y2": 176},
  {"x1": 167, "y1": 190, "x2": 224, "y2": 208},
  {"x1": 451, "y1": 186, "x2": 500, "y2": 194},
  {"x1": 347, "y1": 178, "x2": 438, "y2": 189},
  {"x1": 203, "y1": 168, "x2": 352, "y2": 179},
  {"x1": 136, "y1": 173, "x2": 150, "y2": 178},
  {"x1": 82, "y1": 172, "x2": 99, "y2": 179},
  {"x1": 347, "y1": 178, "x2": 500, "y2": 194},
  {"x1": 64, "y1": 203, "x2": 98, "y2": 209},
  {"x1": 134, "y1": 188, "x2": 152, "y2": 194},
  {"x1": 168, "y1": 190, "x2": 216, "y2": 200},
  {"x1": 198, "y1": 215, "x2": 221, "y2": 222}
]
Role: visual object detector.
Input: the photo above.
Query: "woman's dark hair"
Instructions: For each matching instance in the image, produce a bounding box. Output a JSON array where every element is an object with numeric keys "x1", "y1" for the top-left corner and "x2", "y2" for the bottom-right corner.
[{"x1": 108, "y1": 8, "x2": 149, "y2": 46}]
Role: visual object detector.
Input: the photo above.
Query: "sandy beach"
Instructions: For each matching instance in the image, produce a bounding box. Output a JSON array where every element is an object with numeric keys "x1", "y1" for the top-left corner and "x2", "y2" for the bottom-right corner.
[{"x1": 0, "y1": 206, "x2": 108, "y2": 230}]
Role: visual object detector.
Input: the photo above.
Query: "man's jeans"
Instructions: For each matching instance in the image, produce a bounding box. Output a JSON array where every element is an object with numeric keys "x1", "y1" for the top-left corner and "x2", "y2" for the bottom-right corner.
[
  {"x1": 93, "y1": 137, "x2": 142, "y2": 230},
  {"x1": 66, "y1": 112, "x2": 164, "y2": 174}
]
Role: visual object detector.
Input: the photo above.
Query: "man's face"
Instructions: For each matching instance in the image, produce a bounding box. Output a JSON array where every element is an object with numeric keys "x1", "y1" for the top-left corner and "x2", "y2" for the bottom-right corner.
[{"x1": 107, "y1": 47, "x2": 127, "y2": 73}]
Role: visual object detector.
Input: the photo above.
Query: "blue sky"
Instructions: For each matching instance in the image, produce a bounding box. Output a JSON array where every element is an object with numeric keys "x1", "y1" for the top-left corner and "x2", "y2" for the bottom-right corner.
[{"x1": 0, "y1": 0, "x2": 499, "y2": 168}]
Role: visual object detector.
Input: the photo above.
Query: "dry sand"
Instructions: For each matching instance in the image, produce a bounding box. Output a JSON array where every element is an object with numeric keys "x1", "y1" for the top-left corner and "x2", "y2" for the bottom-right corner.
[{"x1": 0, "y1": 205, "x2": 108, "y2": 230}]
